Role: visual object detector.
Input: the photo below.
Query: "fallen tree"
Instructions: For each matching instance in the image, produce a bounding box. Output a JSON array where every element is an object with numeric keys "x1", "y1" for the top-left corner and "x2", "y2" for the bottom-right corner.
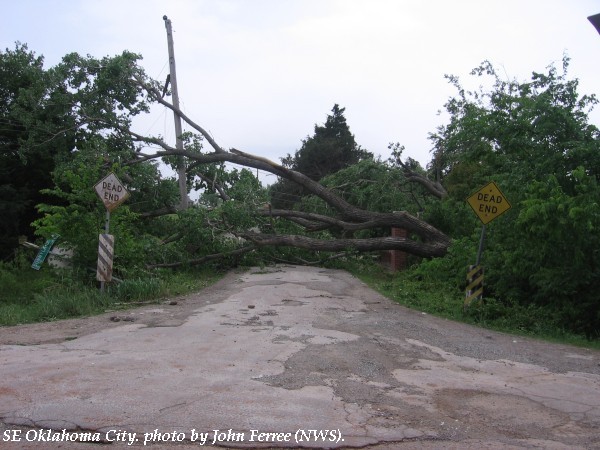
[{"x1": 118, "y1": 74, "x2": 451, "y2": 261}]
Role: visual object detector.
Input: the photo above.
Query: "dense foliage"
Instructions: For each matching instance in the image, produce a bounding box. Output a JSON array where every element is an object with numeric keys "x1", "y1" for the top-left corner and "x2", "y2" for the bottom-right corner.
[
  {"x1": 0, "y1": 44, "x2": 75, "y2": 259},
  {"x1": 424, "y1": 57, "x2": 600, "y2": 339}
]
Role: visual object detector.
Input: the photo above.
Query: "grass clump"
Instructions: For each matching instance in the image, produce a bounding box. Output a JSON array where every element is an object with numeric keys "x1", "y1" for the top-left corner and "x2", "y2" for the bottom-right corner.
[{"x1": 0, "y1": 258, "x2": 222, "y2": 326}]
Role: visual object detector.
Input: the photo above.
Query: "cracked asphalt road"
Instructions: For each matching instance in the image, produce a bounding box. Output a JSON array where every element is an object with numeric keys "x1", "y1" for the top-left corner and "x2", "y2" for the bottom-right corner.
[{"x1": 1, "y1": 265, "x2": 599, "y2": 449}]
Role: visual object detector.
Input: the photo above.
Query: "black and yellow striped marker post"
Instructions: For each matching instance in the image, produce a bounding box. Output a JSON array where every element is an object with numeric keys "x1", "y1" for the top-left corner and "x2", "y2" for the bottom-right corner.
[
  {"x1": 463, "y1": 182, "x2": 511, "y2": 311},
  {"x1": 464, "y1": 264, "x2": 484, "y2": 310}
]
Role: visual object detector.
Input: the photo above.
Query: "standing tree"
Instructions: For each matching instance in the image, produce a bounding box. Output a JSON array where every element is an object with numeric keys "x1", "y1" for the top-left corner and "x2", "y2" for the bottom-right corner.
[
  {"x1": 0, "y1": 44, "x2": 75, "y2": 260},
  {"x1": 270, "y1": 105, "x2": 372, "y2": 209},
  {"x1": 427, "y1": 57, "x2": 600, "y2": 338},
  {"x1": 283, "y1": 104, "x2": 371, "y2": 180}
]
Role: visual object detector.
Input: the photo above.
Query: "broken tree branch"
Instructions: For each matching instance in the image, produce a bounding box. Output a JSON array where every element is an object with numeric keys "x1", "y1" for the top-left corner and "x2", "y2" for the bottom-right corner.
[
  {"x1": 99, "y1": 76, "x2": 454, "y2": 259},
  {"x1": 146, "y1": 245, "x2": 256, "y2": 269}
]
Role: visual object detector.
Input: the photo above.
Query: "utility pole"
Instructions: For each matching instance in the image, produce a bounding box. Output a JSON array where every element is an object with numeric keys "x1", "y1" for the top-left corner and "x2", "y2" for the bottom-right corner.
[{"x1": 163, "y1": 15, "x2": 188, "y2": 210}]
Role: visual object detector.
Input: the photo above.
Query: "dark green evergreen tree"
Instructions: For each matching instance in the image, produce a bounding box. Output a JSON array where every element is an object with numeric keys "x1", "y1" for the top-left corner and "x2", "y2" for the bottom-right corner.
[{"x1": 270, "y1": 104, "x2": 372, "y2": 209}]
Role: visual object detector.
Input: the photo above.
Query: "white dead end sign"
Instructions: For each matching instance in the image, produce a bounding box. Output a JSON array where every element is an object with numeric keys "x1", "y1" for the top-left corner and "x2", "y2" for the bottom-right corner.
[
  {"x1": 94, "y1": 173, "x2": 129, "y2": 290},
  {"x1": 94, "y1": 172, "x2": 130, "y2": 212}
]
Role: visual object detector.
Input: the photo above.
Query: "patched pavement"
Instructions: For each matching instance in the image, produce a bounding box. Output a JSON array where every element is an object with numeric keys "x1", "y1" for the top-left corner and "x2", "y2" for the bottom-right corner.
[{"x1": 1, "y1": 265, "x2": 599, "y2": 449}]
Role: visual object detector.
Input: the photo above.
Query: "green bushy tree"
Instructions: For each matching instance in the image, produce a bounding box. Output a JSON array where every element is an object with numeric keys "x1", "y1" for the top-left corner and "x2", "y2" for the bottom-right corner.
[
  {"x1": 428, "y1": 56, "x2": 600, "y2": 338},
  {"x1": 0, "y1": 44, "x2": 75, "y2": 259}
]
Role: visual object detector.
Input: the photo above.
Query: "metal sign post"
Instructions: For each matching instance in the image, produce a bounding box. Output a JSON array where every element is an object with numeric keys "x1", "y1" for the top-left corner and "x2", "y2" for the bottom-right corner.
[
  {"x1": 475, "y1": 224, "x2": 486, "y2": 267},
  {"x1": 464, "y1": 182, "x2": 511, "y2": 309},
  {"x1": 94, "y1": 173, "x2": 130, "y2": 292}
]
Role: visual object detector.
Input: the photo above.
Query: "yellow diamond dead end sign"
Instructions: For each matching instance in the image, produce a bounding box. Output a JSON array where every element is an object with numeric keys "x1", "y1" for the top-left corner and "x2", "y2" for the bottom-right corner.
[{"x1": 467, "y1": 181, "x2": 511, "y2": 225}]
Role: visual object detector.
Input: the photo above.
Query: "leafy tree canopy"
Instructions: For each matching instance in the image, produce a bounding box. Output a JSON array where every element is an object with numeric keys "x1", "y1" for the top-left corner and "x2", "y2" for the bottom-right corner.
[
  {"x1": 0, "y1": 43, "x2": 74, "y2": 259},
  {"x1": 426, "y1": 56, "x2": 600, "y2": 338}
]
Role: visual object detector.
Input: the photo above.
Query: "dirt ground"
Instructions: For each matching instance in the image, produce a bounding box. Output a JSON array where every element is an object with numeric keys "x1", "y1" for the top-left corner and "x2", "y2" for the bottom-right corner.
[{"x1": 1, "y1": 265, "x2": 599, "y2": 449}]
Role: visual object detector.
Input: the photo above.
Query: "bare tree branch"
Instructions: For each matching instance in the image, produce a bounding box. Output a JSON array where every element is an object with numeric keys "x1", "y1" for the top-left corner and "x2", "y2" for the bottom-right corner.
[
  {"x1": 396, "y1": 159, "x2": 448, "y2": 199},
  {"x1": 190, "y1": 169, "x2": 231, "y2": 201},
  {"x1": 133, "y1": 74, "x2": 225, "y2": 153},
  {"x1": 272, "y1": 252, "x2": 349, "y2": 266}
]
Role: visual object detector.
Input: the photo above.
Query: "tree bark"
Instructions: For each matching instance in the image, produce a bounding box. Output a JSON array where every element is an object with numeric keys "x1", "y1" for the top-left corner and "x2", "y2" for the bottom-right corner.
[{"x1": 240, "y1": 233, "x2": 448, "y2": 258}]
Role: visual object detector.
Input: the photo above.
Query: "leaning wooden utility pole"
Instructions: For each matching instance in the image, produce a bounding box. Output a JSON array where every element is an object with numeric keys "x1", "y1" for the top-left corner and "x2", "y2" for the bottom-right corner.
[{"x1": 163, "y1": 15, "x2": 188, "y2": 210}]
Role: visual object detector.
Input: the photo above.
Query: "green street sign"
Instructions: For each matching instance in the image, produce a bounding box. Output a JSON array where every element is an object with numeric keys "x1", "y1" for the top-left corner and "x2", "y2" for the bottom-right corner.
[{"x1": 31, "y1": 234, "x2": 59, "y2": 270}]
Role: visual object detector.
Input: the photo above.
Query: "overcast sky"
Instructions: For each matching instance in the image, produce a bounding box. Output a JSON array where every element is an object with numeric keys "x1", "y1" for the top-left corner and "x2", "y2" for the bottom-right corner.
[{"x1": 2, "y1": 0, "x2": 600, "y2": 179}]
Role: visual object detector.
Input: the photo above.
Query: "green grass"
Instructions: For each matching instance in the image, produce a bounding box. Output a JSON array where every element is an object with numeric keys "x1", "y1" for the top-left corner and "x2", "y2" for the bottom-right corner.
[
  {"x1": 0, "y1": 261, "x2": 223, "y2": 326},
  {"x1": 343, "y1": 260, "x2": 600, "y2": 350}
]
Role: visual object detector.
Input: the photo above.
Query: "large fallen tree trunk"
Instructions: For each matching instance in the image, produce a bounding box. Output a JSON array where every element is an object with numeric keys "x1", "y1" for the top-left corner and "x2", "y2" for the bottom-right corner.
[{"x1": 123, "y1": 75, "x2": 451, "y2": 259}]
